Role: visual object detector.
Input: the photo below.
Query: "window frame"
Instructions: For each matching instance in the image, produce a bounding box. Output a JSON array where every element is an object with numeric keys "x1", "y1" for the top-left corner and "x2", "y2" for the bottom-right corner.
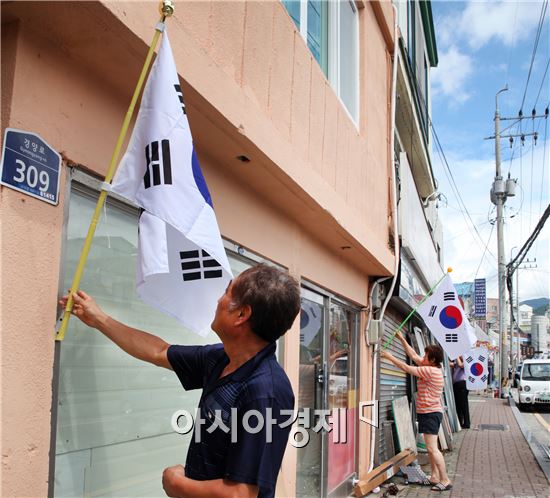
[
  {"x1": 284, "y1": 0, "x2": 359, "y2": 125},
  {"x1": 328, "y1": 0, "x2": 359, "y2": 125}
]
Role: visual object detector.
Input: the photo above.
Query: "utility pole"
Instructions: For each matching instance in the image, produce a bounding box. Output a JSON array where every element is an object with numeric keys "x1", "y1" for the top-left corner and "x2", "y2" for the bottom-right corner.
[
  {"x1": 487, "y1": 90, "x2": 546, "y2": 397},
  {"x1": 509, "y1": 246, "x2": 517, "y2": 369},
  {"x1": 493, "y1": 87, "x2": 509, "y2": 397},
  {"x1": 515, "y1": 263, "x2": 519, "y2": 362}
]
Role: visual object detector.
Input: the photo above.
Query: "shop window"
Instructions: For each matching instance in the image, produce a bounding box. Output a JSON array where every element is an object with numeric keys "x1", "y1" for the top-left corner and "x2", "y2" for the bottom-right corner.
[
  {"x1": 54, "y1": 181, "x2": 254, "y2": 496},
  {"x1": 283, "y1": 0, "x2": 359, "y2": 122}
]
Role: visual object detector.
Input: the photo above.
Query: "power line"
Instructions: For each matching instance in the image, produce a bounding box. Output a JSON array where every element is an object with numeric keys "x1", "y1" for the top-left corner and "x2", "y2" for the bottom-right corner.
[
  {"x1": 535, "y1": 102, "x2": 550, "y2": 134},
  {"x1": 505, "y1": 121, "x2": 523, "y2": 176},
  {"x1": 506, "y1": 203, "x2": 550, "y2": 326},
  {"x1": 520, "y1": 137, "x2": 524, "y2": 241},
  {"x1": 508, "y1": 203, "x2": 550, "y2": 275},
  {"x1": 432, "y1": 129, "x2": 498, "y2": 261},
  {"x1": 505, "y1": 0, "x2": 520, "y2": 89},
  {"x1": 538, "y1": 118, "x2": 549, "y2": 220},
  {"x1": 535, "y1": 116, "x2": 548, "y2": 260},
  {"x1": 500, "y1": 118, "x2": 523, "y2": 136},
  {"x1": 473, "y1": 222, "x2": 495, "y2": 281},
  {"x1": 534, "y1": 58, "x2": 550, "y2": 110},
  {"x1": 402, "y1": 45, "x2": 499, "y2": 263},
  {"x1": 430, "y1": 120, "x2": 498, "y2": 258},
  {"x1": 519, "y1": 0, "x2": 548, "y2": 112},
  {"x1": 441, "y1": 201, "x2": 487, "y2": 217},
  {"x1": 446, "y1": 219, "x2": 494, "y2": 243}
]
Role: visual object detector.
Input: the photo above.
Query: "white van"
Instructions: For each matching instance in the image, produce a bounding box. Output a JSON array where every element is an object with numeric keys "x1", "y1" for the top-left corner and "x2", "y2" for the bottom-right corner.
[{"x1": 517, "y1": 358, "x2": 550, "y2": 410}]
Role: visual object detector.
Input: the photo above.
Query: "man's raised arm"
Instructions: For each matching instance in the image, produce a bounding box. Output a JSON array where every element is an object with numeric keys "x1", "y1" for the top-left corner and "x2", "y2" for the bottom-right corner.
[{"x1": 59, "y1": 290, "x2": 172, "y2": 369}]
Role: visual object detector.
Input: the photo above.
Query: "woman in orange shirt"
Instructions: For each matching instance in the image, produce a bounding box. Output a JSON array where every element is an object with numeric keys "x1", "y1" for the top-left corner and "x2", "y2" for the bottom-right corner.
[{"x1": 381, "y1": 333, "x2": 451, "y2": 492}]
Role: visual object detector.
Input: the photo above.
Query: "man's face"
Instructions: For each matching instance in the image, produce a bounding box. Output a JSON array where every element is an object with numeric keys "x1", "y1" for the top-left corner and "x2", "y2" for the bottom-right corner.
[{"x1": 211, "y1": 279, "x2": 237, "y2": 335}]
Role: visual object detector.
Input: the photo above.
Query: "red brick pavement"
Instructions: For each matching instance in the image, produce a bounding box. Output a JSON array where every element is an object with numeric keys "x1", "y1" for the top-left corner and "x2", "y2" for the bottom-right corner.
[{"x1": 388, "y1": 397, "x2": 550, "y2": 498}]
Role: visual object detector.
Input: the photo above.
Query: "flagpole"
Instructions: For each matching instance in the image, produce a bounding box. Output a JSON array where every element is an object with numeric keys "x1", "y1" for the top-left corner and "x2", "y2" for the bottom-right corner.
[
  {"x1": 381, "y1": 268, "x2": 452, "y2": 350},
  {"x1": 56, "y1": 1, "x2": 175, "y2": 341}
]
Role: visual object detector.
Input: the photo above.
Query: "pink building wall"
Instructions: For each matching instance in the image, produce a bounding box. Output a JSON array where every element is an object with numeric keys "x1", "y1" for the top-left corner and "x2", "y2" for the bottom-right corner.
[{"x1": 1, "y1": 1, "x2": 395, "y2": 496}]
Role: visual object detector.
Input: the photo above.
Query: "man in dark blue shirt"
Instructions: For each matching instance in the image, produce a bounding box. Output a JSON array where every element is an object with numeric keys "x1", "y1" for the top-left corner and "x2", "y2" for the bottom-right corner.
[{"x1": 61, "y1": 264, "x2": 300, "y2": 498}]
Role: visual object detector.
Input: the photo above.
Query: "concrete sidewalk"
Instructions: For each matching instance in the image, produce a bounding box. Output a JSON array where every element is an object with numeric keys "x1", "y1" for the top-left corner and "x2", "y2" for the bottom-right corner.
[{"x1": 383, "y1": 396, "x2": 550, "y2": 498}]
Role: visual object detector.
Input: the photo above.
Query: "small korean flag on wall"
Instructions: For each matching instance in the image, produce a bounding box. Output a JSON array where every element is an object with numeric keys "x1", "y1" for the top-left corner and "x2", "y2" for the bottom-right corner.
[{"x1": 465, "y1": 347, "x2": 489, "y2": 391}]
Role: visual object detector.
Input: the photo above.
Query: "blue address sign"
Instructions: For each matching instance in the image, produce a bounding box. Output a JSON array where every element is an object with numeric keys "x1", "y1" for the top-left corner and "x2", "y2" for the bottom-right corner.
[
  {"x1": 474, "y1": 278, "x2": 486, "y2": 317},
  {"x1": 1, "y1": 128, "x2": 61, "y2": 205}
]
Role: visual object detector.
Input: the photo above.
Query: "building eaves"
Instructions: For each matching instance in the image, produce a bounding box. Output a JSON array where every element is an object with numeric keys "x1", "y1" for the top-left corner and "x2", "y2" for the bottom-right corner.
[{"x1": 396, "y1": 40, "x2": 437, "y2": 196}]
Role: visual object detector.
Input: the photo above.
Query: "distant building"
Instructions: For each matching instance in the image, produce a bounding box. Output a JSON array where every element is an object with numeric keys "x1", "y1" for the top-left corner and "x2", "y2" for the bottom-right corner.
[
  {"x1": 487, "y1": 298, "x2": 499, "y2": 321},
  {"x1": 531, "y1": 315, "x2": 549, "y2": 353},
  {"x1": 519, "y1": 304, "x2": 533, "y2": 330},
  {"x1": 485, "y1": 297, "x2": 512, "y2": 337},
  {"x1": 455, "y1": 281, "x2": 474, "y2": 316}
]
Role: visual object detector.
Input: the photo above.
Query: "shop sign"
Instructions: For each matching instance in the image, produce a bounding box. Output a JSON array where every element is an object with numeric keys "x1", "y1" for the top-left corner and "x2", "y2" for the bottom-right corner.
[{"x1": 1, "y1": 128, "x2": 61, "y2": 205}]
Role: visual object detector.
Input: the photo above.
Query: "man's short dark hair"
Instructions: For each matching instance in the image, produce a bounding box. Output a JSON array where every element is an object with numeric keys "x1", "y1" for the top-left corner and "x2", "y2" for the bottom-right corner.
[
  {"x1": 230, "y1": 264, "x2": 300, "y2": 343},
  {"x1": 425, "y1": 345, "x2": 444, "y2": 367}
]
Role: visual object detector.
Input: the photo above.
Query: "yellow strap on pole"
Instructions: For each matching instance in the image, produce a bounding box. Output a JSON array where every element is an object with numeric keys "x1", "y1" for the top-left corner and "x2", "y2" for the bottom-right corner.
[{"x1": 56, "y1": 3, "x2": 174, "y2": 341}]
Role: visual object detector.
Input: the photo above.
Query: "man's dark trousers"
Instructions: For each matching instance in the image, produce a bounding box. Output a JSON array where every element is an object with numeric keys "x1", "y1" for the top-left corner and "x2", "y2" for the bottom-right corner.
[{"x1": 453, "y1": 380, "x2": 470, "y2": 429}]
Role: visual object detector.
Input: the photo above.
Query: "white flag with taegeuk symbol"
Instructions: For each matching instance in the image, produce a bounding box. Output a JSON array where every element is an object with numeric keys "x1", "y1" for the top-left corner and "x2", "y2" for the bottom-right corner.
[
  {"x1": 416, "y1": 275, "x2": 477, "y2": 360},
  {"x1": 464, "y1": 347, "x2": 489, "y2": 391},
  {"x1": 111, "y1": 29, "x2": 232, "y2": 336}
]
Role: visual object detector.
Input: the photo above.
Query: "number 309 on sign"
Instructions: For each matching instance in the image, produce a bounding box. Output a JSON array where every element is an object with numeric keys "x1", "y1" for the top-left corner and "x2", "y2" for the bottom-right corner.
[{"x1": 13, "y1": 159, "x2": 50, "y2": 193}]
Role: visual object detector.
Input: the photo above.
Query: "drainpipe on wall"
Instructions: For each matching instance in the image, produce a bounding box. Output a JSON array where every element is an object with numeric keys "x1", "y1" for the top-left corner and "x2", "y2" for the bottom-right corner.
[{"x1": 364, "y1": 3, "x2": 401, "y2": 476}]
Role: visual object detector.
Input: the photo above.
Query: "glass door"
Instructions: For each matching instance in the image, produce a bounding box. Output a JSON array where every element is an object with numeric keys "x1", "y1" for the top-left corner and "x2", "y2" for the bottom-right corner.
[
  {"x1": 296, "y1": 286, "x2": 359, "y2": 498},
  {"x1": 327, "y1": 302, "x2": 357, "y2": 497},
  {"x1": 296, "y1": 287, "x2": 326, "y2": 498}
]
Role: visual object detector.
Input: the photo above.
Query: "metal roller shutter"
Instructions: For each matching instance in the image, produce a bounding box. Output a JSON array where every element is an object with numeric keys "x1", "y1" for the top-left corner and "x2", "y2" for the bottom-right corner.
[{"x1": 377, "y1": 308, "x2": 409, "y2": 465}]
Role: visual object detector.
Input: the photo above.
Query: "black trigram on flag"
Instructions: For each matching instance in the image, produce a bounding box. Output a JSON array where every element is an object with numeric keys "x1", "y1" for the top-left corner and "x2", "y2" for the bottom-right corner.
[
  {"x1": 479, "y1": 355, "x2": 486, "y2": 362},
  {"x1": 481, "y1": 374, "x2": 487, "y2": 382},
  {"x1": 468, "y1": 376, "x2": 475, "y2": 383},
  {"x1": 465, "y1": 356, "x2": 473, "y2": 363},
  {"x1": 174, "y1": 84, "x2": 186, "y2": 115},
  {"x1": 429, "y1": 305, "x2": 437, "y2": 317},
  {"x1": 443, "y1": 292, "x2": 455, "y2": 301},
  {"x1": 445, "y1": 333, "x2": 458, "y2": 342},
  {"x1": 180, "y1": 250, "x2": 223, "y2": 281},
  {"x1": 144, "y1": 140, "x2": 172, "y2": 189}
]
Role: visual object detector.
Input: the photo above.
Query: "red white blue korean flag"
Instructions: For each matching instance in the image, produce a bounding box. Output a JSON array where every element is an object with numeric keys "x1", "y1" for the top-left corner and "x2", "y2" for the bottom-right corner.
[
  {"x1": 111, "y1": 29, "x2": 232, "y2": 336},
  {"x1": 464, "y1": 347, "x2": 489, "y2": 390},
  {"x1": 417, "y1": 275, "x2": 477, "y2": 359}
]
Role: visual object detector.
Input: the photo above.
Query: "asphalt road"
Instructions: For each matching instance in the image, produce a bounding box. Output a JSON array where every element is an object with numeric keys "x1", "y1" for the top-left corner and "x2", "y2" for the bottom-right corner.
[{"x1": 511, "y1": 388, "x2": 550, "y2": 450}]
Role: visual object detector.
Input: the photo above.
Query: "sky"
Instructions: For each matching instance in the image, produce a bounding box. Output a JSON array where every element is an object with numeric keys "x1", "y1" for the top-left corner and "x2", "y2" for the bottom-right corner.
[{"x1": 430, "y1": 0, "x2": 550, "y2": 302}]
